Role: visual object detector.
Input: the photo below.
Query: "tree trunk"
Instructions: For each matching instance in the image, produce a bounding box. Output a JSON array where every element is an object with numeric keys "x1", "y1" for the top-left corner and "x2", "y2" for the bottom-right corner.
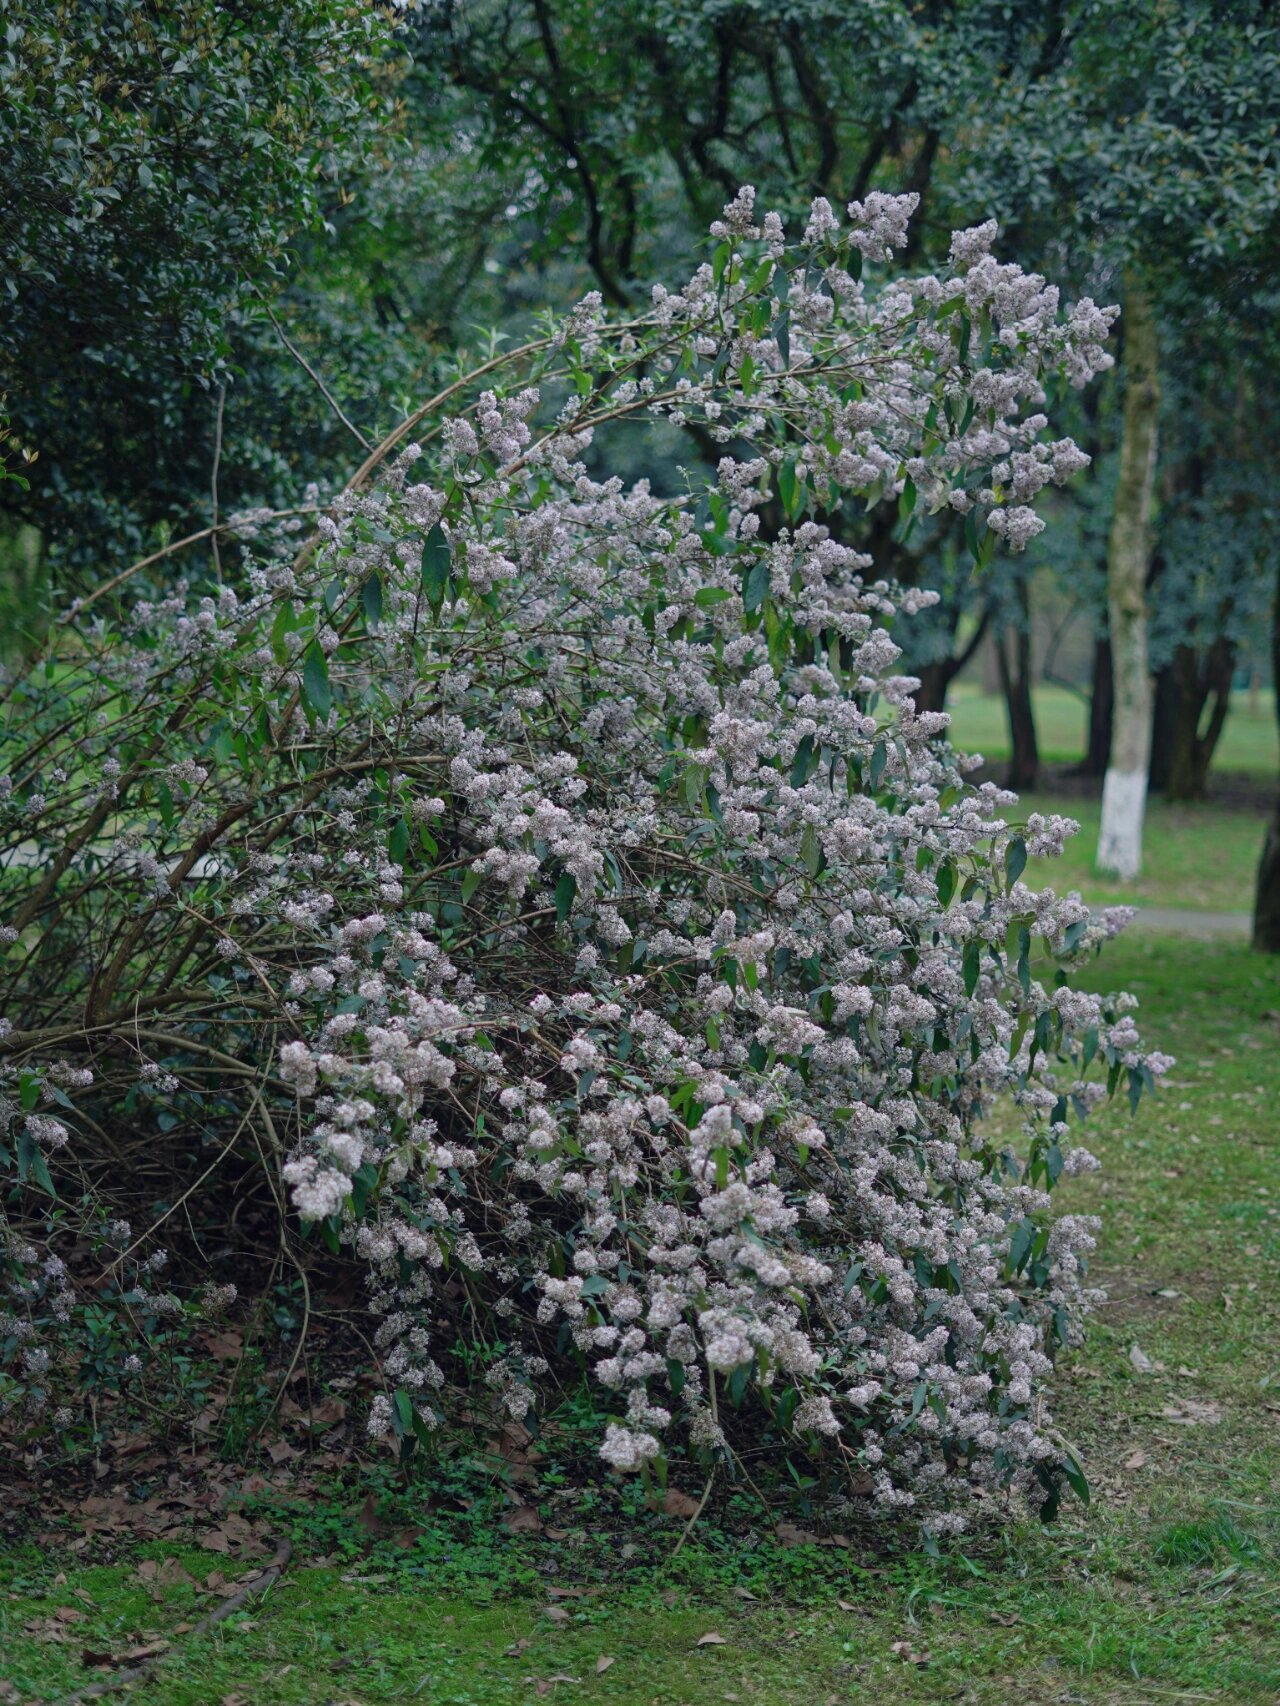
[
  {"x1": 996, "y1": 579, "x2": 1039, "y2": 791},
  {"x1": 1252, "y1": 557, "x2": 1280, "y2": 952},
  {"x1": 1083, "y1": 633, "x2": 1113, "y2": 777},
  {"x1": 1097, "y1": 280, "x2": 1160, "y2": 878},
  {"x1": 1148, "y1": 661, "x2": 1176, "y2": 793},
  {"x1": 1165, "y1": 636, "x2": 1235, "y2": 802}
]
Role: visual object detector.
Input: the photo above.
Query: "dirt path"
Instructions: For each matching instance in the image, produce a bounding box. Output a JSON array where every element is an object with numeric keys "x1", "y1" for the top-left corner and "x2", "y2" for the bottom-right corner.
[{"x1": 1126, "y1": 906, "x2": 1251, "y2": 937}]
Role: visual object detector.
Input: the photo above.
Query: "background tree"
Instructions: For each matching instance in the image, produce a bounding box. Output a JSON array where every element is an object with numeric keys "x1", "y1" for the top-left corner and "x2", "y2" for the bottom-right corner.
[{"x1": 0, "y1": 0, "x2": 407, "y2": 620}]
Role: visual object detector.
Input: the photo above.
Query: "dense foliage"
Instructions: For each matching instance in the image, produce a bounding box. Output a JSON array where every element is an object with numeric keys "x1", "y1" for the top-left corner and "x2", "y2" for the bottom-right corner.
[
  {"x1": 0, "y1": 0, "x2": 403, "y2": 578},
  {"x1": 2, "y1": 197, "x2": 1166, "y2": 1528}
]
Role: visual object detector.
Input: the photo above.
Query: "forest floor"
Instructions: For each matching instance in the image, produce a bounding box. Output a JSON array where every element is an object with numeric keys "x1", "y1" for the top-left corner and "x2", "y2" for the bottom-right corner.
[{"x1": 2, "y1": 932, "x2": 1278, "y2": 1703}]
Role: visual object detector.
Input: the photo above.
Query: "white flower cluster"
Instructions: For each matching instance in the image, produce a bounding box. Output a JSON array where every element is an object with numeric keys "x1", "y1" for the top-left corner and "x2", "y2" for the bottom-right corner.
[{"x1": 1, "y1": 193, "x2": 1159, "y2": 1526}]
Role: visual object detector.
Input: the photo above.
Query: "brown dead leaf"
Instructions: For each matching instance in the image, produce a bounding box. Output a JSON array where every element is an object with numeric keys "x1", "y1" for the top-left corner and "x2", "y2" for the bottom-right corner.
[
  {"x1": 504, "y1": 1504, "x2": 542, "y2": 1534},
  {"x1": 891, "y1": 1640, "x2": 931, "y2": 1665},
  {"x1": 989, "y1": 1611, "x2": 1021, "y2": 1627},
  {"x1": 1161, "y1": 1399, "x2": 1223, "y2": 1426},
  {"x1": 1129, "y1": 1344, "x2": 1164, "y2": 1375},
  {"x1": 547, "y1": 1586, "x2": 603, "y2": 1599},
  {"x1": 54, "y1": 1606, "x2": 84, "y2": 1624},
  {"x1": 542, "y1": 1605, "x2": 571, "y2": 1623},
  {"x1": 595, "y1": 1655, "x2": 615, "y2": 1674},
  {"x1": 305, "y1": 1395, "x2": 348, "y2": 1429},
  {"x1": 505, "y1": 1638, "x2": 533, "y2": 1657},
  {"x1": 203, "y1": 1329, "x2": 243, "y2": 1362},
  {"x1": 1123, "y1": 1450, "x2": 1148, "y2": 1470},
  {"x1": 661, "y1": 1488, "x2": 701, "y2": 1519},
  {"x1": 265, "y1": 1438, "x2": 299, "y2": 1464},
  {"x1": 544, "y1": 1527, "x2": 571, "y2": 1541},
  {"x1": 773, "y1": 1520, "x2": 823, "y2": 1547},
  {"x1": 836, "y1": 1599, "x2": 857, "y2": 1613},
  {"x1": 695, "y1": 1631, "x2": 728, "y2": 1647},
  {"x1": 81, "y1": 1640, "x2": 169, "y2": 1671}
]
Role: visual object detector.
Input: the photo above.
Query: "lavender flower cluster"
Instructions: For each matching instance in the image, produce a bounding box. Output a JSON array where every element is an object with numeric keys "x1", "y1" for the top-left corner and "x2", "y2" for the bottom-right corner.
[{"x1": 1, "y1": 193, "x2": 1164, "y2": 1526}]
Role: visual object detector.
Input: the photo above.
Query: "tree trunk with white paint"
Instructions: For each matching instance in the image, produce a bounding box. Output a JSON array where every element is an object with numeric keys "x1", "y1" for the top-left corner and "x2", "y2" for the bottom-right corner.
[{"x1": 1097, "y1": 279, "x2": 1160, "y2": 879}]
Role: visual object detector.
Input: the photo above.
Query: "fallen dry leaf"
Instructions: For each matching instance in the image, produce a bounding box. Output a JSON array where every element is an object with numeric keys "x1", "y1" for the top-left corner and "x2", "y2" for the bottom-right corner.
[
  {"x1": 836, "y1": 1599, "x2": 857, "y2": 1612},
  {"x1": 1123, "y1": 1449, "x2": 1148, "y2": 1470},
  {"x1": 1129, "y1": 1344, "x2": 1164, "y2": 1375},
  {"x1": 1161, "y1": 1398, "x2": 1223, "y2": 1425},
  {"x1": 773, "y1": 1520, "x2": 824, "y2": 1547},
  {"x1": 504, "y1": 1504, "x2": 542, "y2": 1534},
  {"x1": 595, "y1": 1655, "x2": 615, "y2": 1674},
  {"x1": 661, "y1": 1487, "x2": 702, "y2": 1519},
  {"x1": 695, "y1": 1631, "x2": 728, "y2": 1647},
  {"x1": 891, "y1": 1640, "x2": 932, "y2": 1665},
  {"x1": 543, "y1": 1605, "x2": 571, "y2": 1623},
  {"x1": 82, "y1": 1640, "x2": 169, "y2": 1670}
]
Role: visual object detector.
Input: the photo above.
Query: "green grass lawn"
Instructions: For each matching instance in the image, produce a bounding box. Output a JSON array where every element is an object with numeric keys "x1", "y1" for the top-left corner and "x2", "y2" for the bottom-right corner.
[
  {"x1": 3, "y1": 936, "x2": 1278, "y2": 1705},
  {"x1": 1015, "y1": 792, "x2": 1268, "y2": 914},
  {"x1": 947, "y1": 681, "x2": 1280, "y2": 780}
]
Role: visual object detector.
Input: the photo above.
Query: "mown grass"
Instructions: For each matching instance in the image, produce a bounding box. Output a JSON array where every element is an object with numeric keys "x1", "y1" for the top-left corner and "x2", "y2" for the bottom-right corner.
[
  {"x1": 3, "y1": 936, "x2": 1278, "y2": 1704},
  {"x1": 946, "y1": 681, "x2": 1279, "y2": 780},
  {"x1": 1016, "y1": 791, "x2": 1267, "y2": 914}
]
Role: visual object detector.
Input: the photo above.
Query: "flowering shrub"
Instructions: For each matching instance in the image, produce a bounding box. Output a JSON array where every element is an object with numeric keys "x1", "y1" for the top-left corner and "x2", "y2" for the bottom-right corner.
[{"x1": 1, "y1": 190, "x2": 1166, "y2": 1528}]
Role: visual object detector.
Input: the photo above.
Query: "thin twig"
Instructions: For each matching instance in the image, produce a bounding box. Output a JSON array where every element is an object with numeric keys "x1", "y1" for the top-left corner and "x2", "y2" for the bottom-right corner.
[
  {"x1": 670, "y1": 1468, "x2": 717, "y2": 1559},
  {"x1": 57, "y1": 1538, "x2": 293, "y2": 1702},
  {"x1": 210, "y1": 382, "x2": 226, "y2": 580},
  {"x1": 255, "y1": 290, "x2": 372, "y2": 451}
]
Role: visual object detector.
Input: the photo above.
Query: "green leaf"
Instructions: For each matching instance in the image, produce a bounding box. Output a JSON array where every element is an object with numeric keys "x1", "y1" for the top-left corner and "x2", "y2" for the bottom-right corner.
[
  {"x1": 683, "y1": 763, "x2": 707, "y2": 811},
  {"x1": 421, "y1": 523, "x2": 451, "y2": 610},
  {"x1": 1060, "y1": 1448, "x2": 1090, "y2": 1506},
  {"x1": 936, "y1": 859, "x2": 956, "y2": 909},
  {"x1": 778, "y1": 457, "x2": 801, "y2": 518},
  {"x1": 555, "y1": 870, "x2": 577, "y2": 923},
  {"x1": 1005, "y1": 835, "x2": 1027, "y2": 886},
  {"x1": 301, "y1": 642, "x2": 332, "y2": 721},
  {"x1": 742, "y1": 558, "x2": 770, "y2": 613},
  {"x1": 269, "y1": 598, "x2": 295, "y2": 666},
  {"x1": 361, "y1": 571, "x2": 384, "y2": 627},
  {"x1": 962, "y1": 938, "x2": 981, "y2": 997},
  {"x1": 387, "y1": 816, "x2": 410, "y2": 866},
  {"x1": 800, "y1": 821, "x2": 822, "y2": 877},
  {"x1": 790, "y1": 734, "x2": 815, "y2": 790},
  {"x1": 695, "y1": 585, "x2": 733, "y2": 608}
]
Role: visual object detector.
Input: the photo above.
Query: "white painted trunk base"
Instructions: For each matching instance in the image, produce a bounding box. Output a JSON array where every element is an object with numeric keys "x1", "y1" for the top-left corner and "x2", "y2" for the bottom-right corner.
[{"x1": 1097, "y1": 767, "x2": 1147, "y2": 879}]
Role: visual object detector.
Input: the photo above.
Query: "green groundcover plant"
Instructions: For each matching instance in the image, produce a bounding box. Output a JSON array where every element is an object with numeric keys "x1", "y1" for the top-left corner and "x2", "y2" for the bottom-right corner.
[{"x1": 0, "y1": 190, "x2": 1166, "y2": 1535}]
